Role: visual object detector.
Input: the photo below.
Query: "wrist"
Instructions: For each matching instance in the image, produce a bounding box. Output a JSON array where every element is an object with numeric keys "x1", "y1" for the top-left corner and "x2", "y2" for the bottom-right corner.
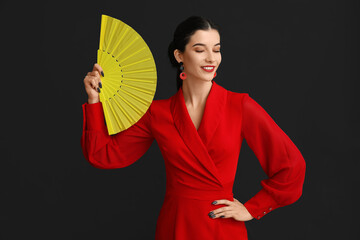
[{"x1": 88, "y1": 98, "x2": 100, "y2": 104}]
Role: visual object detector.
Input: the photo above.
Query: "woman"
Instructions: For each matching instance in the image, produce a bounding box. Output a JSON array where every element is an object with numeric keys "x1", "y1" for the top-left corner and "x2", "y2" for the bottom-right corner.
[{"x1": 81, "y1": 16, "x2": 306, "y2": 239}]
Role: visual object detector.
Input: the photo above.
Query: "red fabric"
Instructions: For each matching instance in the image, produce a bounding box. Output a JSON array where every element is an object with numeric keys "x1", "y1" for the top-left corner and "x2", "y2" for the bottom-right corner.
[{"x1": 81, "y1": 80, "x2": 306, "y2": 239}]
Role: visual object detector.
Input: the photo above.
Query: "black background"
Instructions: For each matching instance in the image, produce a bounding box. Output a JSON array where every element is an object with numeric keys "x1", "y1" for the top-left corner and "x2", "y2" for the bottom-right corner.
[{"x1": 1, "y1": 0, "x2": 358, "y2": 239}]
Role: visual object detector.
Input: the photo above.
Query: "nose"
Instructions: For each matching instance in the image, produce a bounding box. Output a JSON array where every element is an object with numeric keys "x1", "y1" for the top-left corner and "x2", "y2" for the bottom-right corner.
[{"x1": 205, "y1": 51, "x2": 215, "y2": 63}]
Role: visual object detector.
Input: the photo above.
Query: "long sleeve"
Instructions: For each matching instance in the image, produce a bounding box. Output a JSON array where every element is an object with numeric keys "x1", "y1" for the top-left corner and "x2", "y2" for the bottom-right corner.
[
  {"x1": 241, "y1": 94, "x2": 306, "y2": 220},
  {"x1": 80, "y1": 102, "x2": 155, "y2": 169}
]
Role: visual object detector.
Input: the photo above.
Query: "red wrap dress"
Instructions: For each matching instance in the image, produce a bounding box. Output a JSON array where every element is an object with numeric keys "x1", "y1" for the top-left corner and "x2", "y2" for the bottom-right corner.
[{"x1": 81, "y1": 80, "x2": 306, "y2": 239}]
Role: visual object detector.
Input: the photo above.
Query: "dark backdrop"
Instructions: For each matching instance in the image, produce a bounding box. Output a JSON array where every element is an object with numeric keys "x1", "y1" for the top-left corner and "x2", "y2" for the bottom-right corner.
[{"x1": 1, "y1": 0, "x2": 358, "y2": 239}]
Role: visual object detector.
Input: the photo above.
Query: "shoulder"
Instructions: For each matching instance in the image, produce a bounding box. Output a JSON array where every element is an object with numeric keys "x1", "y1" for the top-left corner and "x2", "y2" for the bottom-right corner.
[
  {"x1": 218, "y1": 84, "x2": 271, "y2": 118},
  {"x1": 215, "y1": 82, "x2": 249, "y2": 101},
  {"x1": 223, "y1": 88, "x2": 250, "y2": 107},
  {"x1": 148, "y1": 98, "x2": 172, "y2": 116},
  {"x1": 227, "y1": 90, "x2": 249, "y2": 99},
  {"x1": 151, "y1": 98, "x2": 171, "y2": 108}
]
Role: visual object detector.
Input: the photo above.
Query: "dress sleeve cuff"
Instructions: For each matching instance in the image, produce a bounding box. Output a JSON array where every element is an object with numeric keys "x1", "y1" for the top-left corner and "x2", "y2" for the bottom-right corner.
[
  {"x1": 82, "y1": 102, "x2": 107, "y2": 131},
  {"x1": 243, "y1": 188, "x2": 280, "y2": 220}
]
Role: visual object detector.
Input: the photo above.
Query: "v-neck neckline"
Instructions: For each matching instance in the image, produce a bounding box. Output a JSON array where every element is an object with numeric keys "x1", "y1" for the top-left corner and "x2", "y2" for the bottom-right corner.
[
  {"x1": 179, "y1": 82, "x2": 214, "y2": 132},
  {"x1": 169, "y1": 80, "x2": 228, "y2": 187},
  {"x1": 171, "y1": 80, "x2": 228, "y2": 145}
]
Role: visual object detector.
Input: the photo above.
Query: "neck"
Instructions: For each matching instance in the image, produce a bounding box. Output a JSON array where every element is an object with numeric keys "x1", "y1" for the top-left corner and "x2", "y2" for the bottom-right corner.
[{"x1": 181, "y1": 79, "x2": 213, "y2": 109}]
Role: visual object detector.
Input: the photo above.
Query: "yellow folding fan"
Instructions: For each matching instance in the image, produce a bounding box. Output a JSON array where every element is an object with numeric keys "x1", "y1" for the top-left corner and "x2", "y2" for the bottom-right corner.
[{"x1": 97, "y1": 14, "x2": 157, "y2": 135}]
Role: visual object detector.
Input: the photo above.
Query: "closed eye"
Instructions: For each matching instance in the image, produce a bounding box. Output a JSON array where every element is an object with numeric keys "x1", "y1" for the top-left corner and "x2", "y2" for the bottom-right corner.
[{"x1": 195, "y1": 50, "x2": 221, "y2": 53}]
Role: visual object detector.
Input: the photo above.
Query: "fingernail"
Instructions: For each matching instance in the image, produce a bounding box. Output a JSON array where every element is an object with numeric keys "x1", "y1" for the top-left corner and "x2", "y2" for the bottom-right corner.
[
  {"x1": 99, "y1": 82, "x2": 102, "y2": 88},
  {"x1": 220, "y1": 216, "x2": 225, "y2": 218},
  {"x1": 212, "y1": 201, "x2": 217, "y2": 205},
  {"x1": 97, "y1": 87, "x2": 101, "y2": 93},
  {"x1": 101, "y1": 71, "x2": 104, "y2": 77}
]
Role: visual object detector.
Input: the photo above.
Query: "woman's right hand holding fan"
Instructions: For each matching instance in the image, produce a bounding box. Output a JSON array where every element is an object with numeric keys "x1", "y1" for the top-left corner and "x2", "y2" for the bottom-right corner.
[{"x1": 84, "y1": 63, "x2": 104, "y2": 104}]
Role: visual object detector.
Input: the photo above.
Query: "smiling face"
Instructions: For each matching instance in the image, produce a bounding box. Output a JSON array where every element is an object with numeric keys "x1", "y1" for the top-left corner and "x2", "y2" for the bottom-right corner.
[{"x1": 174, "y1": 29, "x2": 221, "y2": 83}]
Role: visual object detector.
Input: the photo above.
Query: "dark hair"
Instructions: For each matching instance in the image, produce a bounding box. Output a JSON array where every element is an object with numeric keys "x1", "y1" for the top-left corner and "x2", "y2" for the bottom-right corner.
[{"x1": 168, "y1": 16, "x2": 221, "y2": 91}]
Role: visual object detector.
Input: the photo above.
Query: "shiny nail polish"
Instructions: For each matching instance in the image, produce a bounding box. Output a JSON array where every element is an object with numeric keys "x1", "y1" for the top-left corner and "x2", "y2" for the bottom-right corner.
[
  {"x1": 212, "y1": 201, "x2": 217, "y2": 205},
  {"x1": 99, "y1": 82, "x2": 102, "y2": 88},
  {"x1": 97, "y1": 87, "x2": 101, "y2": 93},
  {"x1": 220, "y1": 216, "x2": 225, "y2": 218},
  {"x1": 101, "y1": 71, "x2": 104, "y2": 77}
]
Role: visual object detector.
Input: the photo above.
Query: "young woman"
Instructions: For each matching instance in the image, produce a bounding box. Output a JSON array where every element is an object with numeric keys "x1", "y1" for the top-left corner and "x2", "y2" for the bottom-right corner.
[{"x1": 81, "y1": 16, "x2": 306, "y2": 240}]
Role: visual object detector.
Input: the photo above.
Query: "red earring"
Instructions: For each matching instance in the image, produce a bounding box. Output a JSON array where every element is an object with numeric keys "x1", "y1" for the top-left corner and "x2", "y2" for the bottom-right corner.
[
  {"x1": 179, "y1": 62, "x2": 187, "y2": 80},
  {"x1": 213, "y1": 72, "x2": 217, "y2": 78},
  {"x1": 180, "y1": 72, "x2": 187, "y2": 80}
]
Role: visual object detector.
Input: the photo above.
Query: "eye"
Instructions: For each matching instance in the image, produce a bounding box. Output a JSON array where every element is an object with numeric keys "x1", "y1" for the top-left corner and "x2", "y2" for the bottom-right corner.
[{"x1": 195, "y1": 50, "x2": 204, "y2": 53}]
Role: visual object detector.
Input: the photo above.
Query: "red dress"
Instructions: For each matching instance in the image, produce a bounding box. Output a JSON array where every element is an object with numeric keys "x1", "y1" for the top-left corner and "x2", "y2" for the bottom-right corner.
[{"x1": 81, "y1": 80, "x2": 306, "y2": 239}]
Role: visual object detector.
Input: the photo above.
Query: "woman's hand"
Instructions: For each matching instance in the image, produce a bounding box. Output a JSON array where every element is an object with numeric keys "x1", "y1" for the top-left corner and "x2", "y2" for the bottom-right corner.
[
  {"x1": 208, "y1": 198, "x2": 254, "y2": 221},
  {"x1": 83, "y1": 63, "x2": 104, "y2": 104}
]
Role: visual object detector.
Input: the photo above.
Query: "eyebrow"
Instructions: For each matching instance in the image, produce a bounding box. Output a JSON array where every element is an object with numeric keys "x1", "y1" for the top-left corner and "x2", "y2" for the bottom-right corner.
[{"x1": 192, "y1": 43, "x2": 221, "y2": 47}]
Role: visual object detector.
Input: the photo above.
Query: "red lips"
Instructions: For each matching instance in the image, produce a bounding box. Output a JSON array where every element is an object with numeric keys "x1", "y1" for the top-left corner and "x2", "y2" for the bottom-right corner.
[{"x1": 201, "y1": 66, "x2": 215, "y2": 72}]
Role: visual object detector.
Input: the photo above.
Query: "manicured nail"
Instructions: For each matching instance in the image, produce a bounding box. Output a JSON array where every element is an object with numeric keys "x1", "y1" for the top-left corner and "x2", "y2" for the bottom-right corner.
[
  {"x1": 220, "y1": 216, "x2": 225, "y2": 218},
  {"x1": 97, "y1": 87, "x2": 101, "y2": 93},
  {"x1": 212, "y1": 201, "x2": 217, "y2": 205},
  {"x1": 99, "y1": 82, "x2": 102, "y2": 88},
  {"x1": 101, "y1": 71, "x2": 104, "y2": 77}
]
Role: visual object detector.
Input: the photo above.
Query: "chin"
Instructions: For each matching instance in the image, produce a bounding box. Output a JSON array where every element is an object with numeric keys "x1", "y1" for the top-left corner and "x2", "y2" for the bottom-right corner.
[
  {"x1": 192, "y1": 73, "x2": 213, "y2": 82},
  {"x1": 201, "y1": 75, "x2": 213, "y2": 82}
]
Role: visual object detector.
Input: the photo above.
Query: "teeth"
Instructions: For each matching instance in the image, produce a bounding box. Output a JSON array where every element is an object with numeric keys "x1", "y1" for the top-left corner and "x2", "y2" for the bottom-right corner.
[{"x1": 202, "y1": 67, "x2": 214, "y2": 70}]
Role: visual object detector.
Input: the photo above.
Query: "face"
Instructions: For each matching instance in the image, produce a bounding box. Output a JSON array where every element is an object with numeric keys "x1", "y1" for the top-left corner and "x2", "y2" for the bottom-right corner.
[{"x1": 174, "y1": 29, "x2": 221, "y2": 83}]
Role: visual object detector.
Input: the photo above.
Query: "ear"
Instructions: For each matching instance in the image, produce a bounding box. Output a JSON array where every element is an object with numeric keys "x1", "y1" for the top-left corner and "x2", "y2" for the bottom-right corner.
[{"x1": 174, "y1": 49, "x2": 183, "y2": 64}]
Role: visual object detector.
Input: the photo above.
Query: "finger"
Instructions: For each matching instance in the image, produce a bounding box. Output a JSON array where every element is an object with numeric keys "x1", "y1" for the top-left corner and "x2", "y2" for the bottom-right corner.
[
  {"x1": 89, "y1": 77, "x2": 97, "y2": 90},
  {"x1": 212, "y1": 199, "x2": 234, "y2": 206},
  {"x1": 217, "y1": 212, "x2": 235, "y2": 219},
  {"x1": 89, "y1": 70, "x2": 103, "y2": 88},
  {"x1": 88, "y1": 71, "x2": 98, "y2": 77},
  {"x1": 208, "y1": 209, "x2": 232, "y2": 219},
  {"x1": 92, "y1": 63, "x2": 104, "y2": 77},
  {"x1": 211, "y1": 206, "x2": 231, "y2": 216},
  {"x1": 86, "y1": 76, "x2": 99, "y2": 91},
  {"x1": 90, "y1": 71, "x2": 101, "y2": 81}
]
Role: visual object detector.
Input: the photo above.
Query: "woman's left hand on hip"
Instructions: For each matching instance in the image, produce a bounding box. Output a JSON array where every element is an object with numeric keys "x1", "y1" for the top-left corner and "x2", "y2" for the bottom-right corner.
[{"x1": 209, "y1": 198, "x2": 254, "y2": 221}]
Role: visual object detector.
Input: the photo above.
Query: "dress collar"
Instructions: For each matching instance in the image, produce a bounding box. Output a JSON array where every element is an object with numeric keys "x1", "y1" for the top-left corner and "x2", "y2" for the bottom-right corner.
[{"x1": 170, "y1": 80, "x2": 228, "y2": 186}]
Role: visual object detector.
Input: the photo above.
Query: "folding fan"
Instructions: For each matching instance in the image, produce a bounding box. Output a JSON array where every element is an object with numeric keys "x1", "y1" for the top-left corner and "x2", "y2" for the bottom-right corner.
[{"x1": 97, "y1": 14, "x2": 157, "y2": 135}]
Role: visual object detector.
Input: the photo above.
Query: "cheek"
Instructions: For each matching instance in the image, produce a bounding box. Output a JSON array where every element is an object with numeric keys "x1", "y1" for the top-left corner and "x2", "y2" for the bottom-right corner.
[
  {"x1": 217, "y1": 54, "x2": 222, "y2": 64},
  {"x1": 185, "y1": 55, "x2": 201, "y2": 71}
]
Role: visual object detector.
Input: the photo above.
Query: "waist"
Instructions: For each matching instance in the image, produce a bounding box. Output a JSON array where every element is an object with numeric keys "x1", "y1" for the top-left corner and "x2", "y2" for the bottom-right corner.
[{"x1": 165, "y1": 184, "x2": 234, "y2": 201}]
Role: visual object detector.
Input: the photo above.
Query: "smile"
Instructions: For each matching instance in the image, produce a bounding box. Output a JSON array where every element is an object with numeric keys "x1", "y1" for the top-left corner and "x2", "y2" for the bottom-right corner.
[{"x1": 201, "y1": 66, "x2": 215, "y2": 72}]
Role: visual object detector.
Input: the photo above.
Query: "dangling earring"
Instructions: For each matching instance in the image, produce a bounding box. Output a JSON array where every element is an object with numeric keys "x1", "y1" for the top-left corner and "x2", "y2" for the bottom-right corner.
[
  {"x1": 179, "y1": 62, "x2": 187, "y2": 80},
  {"x1": 213, "y1": 72, "x2": 217, "y2": 78}
]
